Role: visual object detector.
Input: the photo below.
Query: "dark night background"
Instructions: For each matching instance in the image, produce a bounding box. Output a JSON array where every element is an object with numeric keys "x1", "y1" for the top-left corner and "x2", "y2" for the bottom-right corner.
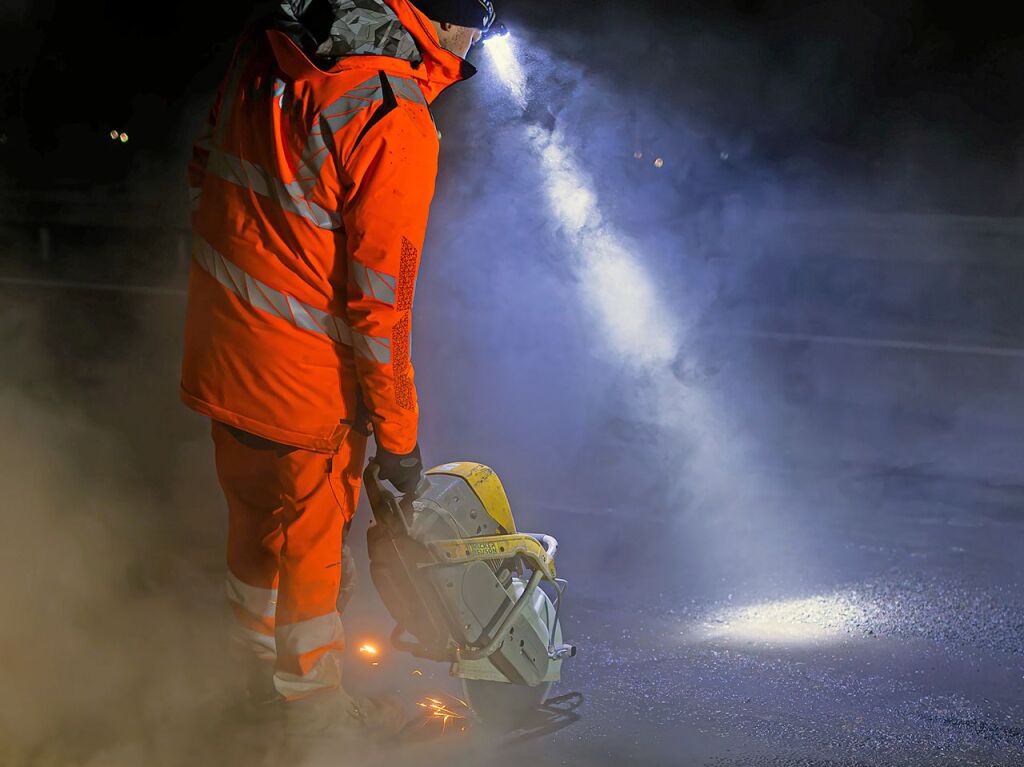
[
  {"x1": 3, "y1": 2, "x2": 1024, "y2": 766},
  {"x1": 3, "y1": 1, "x2": 1024, "y2": 209}
]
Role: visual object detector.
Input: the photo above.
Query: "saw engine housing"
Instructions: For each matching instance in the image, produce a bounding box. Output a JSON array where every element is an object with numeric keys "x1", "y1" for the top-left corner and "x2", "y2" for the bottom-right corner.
[{"x1": 365, "y1": 462, "x2": 573, "y2": 690}]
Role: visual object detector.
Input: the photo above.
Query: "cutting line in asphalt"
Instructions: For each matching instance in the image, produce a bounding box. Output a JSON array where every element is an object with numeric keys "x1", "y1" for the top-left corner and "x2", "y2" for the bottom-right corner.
[{"x1": 3, "y1": 275, "x2": 1024, "y2": 360}]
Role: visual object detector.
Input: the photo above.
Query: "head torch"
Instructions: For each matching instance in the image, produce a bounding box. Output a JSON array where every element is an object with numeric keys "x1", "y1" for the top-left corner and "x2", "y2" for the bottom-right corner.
[{"x1": 481, "y1": 21, "x2": 509, "y2": 43}]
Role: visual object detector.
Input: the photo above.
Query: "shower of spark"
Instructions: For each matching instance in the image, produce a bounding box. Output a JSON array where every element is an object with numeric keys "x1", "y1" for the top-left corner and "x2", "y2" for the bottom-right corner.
[{"x1": 417, "y1": 695, "x2": 469, "y2": 733}]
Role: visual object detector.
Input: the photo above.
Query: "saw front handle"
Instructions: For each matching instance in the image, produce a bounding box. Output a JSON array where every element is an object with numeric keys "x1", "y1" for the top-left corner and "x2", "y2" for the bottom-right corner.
[
  {"x1": 426, "y1": 533, "x2": 558, "y2": 581},
  {"x1": 363, "y1": 459, "x2": 412, "y2": 534}
]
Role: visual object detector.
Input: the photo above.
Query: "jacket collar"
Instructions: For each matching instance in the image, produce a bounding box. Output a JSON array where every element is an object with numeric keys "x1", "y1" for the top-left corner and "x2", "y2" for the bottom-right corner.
[
  {"x1": 380, "y1": 0, "x2": 476, "y2": 103},
  {"x1": 266, "y1": 0, "x2": 474, "y2": 104}
]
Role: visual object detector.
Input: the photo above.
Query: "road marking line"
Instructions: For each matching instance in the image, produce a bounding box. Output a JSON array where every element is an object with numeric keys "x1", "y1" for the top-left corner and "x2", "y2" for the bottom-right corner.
[
  {"x1": 3, "y1": 275, "x2": 1023, "y2": 359},
  {"x1": 0, "y1": 276, "x2": 186, "y2": 297},
  {"x1": 711, "y1": 329, "x2": 1024, "y2": 359}
]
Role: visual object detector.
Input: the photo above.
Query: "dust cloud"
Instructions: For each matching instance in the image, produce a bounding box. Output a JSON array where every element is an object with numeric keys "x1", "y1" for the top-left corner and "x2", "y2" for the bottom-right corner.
[
  {"x1": 0, "y1": 280, "x2": 238, "y2": 765},
  {"x1": 2, "y1": 0, "x2": 1022, "y2": 763}
]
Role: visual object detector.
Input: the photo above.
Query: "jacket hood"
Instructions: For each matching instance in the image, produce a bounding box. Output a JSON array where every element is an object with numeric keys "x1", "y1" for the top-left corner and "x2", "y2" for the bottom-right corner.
[{"x1": 269, "y1": 0, "x2": 474, "y2": 102}]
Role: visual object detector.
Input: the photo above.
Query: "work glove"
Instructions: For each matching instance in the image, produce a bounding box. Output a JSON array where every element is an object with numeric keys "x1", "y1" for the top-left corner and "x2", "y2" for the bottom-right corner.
[{"x1": 375, "y1": 443, "x2": 430, "y2": 498}]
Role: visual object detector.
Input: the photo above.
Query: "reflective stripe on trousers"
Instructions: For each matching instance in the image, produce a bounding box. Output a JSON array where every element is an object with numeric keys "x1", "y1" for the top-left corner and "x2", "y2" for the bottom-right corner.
[
  {"x1": 227, "y1": 569, "x2": 277, "y2": 617},
  {"x1": 192, "y1": 236, "x2": 392, "y2": 364},
  {"x1": 227, "y1": 575, "x2": 346, "y2": 696},
  {"x1": 226, "y1": 571, "x2": 278, "y2": 659},
  {"x1": 273, "y1": 613, "x2": 346, "y2": 699},
  {"x1": 211, "y1": 420, "x2": 368, "y2": 699}
]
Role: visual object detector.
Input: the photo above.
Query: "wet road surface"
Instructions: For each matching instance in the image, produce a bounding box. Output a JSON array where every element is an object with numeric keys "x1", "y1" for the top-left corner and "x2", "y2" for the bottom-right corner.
[{"x1": 1, "y1": 210, "x2": 1023, "y2": 766}]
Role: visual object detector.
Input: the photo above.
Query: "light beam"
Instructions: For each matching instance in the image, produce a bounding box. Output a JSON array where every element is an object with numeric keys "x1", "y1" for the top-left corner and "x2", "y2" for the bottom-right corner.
[
  {"x1": 485, "y1": 34, "x2": 771, "y2": 575},
  {"x1": 485, "y1": 34, "x2": 528, "y2": 110}
]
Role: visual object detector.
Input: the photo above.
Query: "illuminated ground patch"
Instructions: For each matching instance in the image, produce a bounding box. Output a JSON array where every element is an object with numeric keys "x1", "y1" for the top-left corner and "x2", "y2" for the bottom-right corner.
[{"x1": 697, "y1": 591, "x2": 888, "y2": 645}]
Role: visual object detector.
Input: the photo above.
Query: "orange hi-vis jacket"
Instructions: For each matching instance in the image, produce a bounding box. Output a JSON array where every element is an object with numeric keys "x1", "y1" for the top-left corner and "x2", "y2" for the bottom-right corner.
[{"x1": 181, "y1": 0, "x2": 473, "y2": 454}]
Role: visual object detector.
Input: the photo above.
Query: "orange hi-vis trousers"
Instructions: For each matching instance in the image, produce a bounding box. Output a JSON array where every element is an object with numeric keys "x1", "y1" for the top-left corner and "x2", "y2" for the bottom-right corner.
[{"x1": 211, "y1": 420, "x2": 367, "y2": 699}]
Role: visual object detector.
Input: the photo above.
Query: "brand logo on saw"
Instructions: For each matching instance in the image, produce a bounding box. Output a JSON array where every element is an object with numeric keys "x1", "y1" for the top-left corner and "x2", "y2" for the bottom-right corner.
[{"x1": 468, "y1": 541, "x2": 499, "y2": 557}]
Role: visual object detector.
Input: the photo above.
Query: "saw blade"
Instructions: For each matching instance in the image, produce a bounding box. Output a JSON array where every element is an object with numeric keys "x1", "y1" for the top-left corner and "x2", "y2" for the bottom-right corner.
[{"x1": 462, "y1": 678, "x2": 551, "y2": 730}]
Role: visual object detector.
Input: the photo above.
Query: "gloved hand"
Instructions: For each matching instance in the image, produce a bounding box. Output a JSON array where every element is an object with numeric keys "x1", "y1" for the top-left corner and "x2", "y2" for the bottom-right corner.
[{"x1": 375, "y1": 443, "x2": 430, "y2": 498}]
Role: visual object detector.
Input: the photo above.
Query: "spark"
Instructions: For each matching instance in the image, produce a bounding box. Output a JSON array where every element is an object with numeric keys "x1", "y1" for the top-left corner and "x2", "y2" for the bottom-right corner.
[
  {"x1": 119, "y1": 132, "x2": 129, "y2": 143},
  {"x1": 109, "y1": 130, "x2": 119, "y2": 140},
  {"x1": 653, "y1": 157, "x2": 664, "y2": 168},
  {"x1": 416, "y1": 695, "x2": 469, "y2": 734},
  {"x1": 633, "y1": 150, "x2": 643, "y2": 160},
  {"x1": 357, "y1": 642, "x2": 379, "y2": 657},
  {"x1": 411, "y1": 669, "x2": 423, "y2": 676}
]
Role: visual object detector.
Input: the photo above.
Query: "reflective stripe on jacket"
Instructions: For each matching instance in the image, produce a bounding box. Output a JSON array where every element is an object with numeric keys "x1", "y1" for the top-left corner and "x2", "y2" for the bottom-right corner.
[{"x1": 181, "y1": 0, "x2": 473, "y2": 453}]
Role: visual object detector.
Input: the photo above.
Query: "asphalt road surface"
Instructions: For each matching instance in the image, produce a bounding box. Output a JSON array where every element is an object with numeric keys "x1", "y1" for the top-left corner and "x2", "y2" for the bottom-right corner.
[{"x1": 1, "y1": 210, "x2": 1022, "y2": 767}]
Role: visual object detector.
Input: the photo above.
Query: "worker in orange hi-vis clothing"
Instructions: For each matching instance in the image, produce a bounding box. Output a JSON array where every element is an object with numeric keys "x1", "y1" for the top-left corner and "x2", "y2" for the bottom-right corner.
[{"x1": 180, "y1": 0, "x2": 496, "y2": 737}]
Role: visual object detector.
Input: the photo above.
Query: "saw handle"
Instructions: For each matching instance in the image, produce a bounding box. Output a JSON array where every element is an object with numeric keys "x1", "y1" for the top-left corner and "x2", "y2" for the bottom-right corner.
[
  {"x1": 363, "y1": 459, "x2": 413, "y2": 534},
  {"x1": 362, "y1": 459, "x2": 389, "y2": 513},
  {"x1": 527, "y1": 533, "x2": 558, "y2": 561}
]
